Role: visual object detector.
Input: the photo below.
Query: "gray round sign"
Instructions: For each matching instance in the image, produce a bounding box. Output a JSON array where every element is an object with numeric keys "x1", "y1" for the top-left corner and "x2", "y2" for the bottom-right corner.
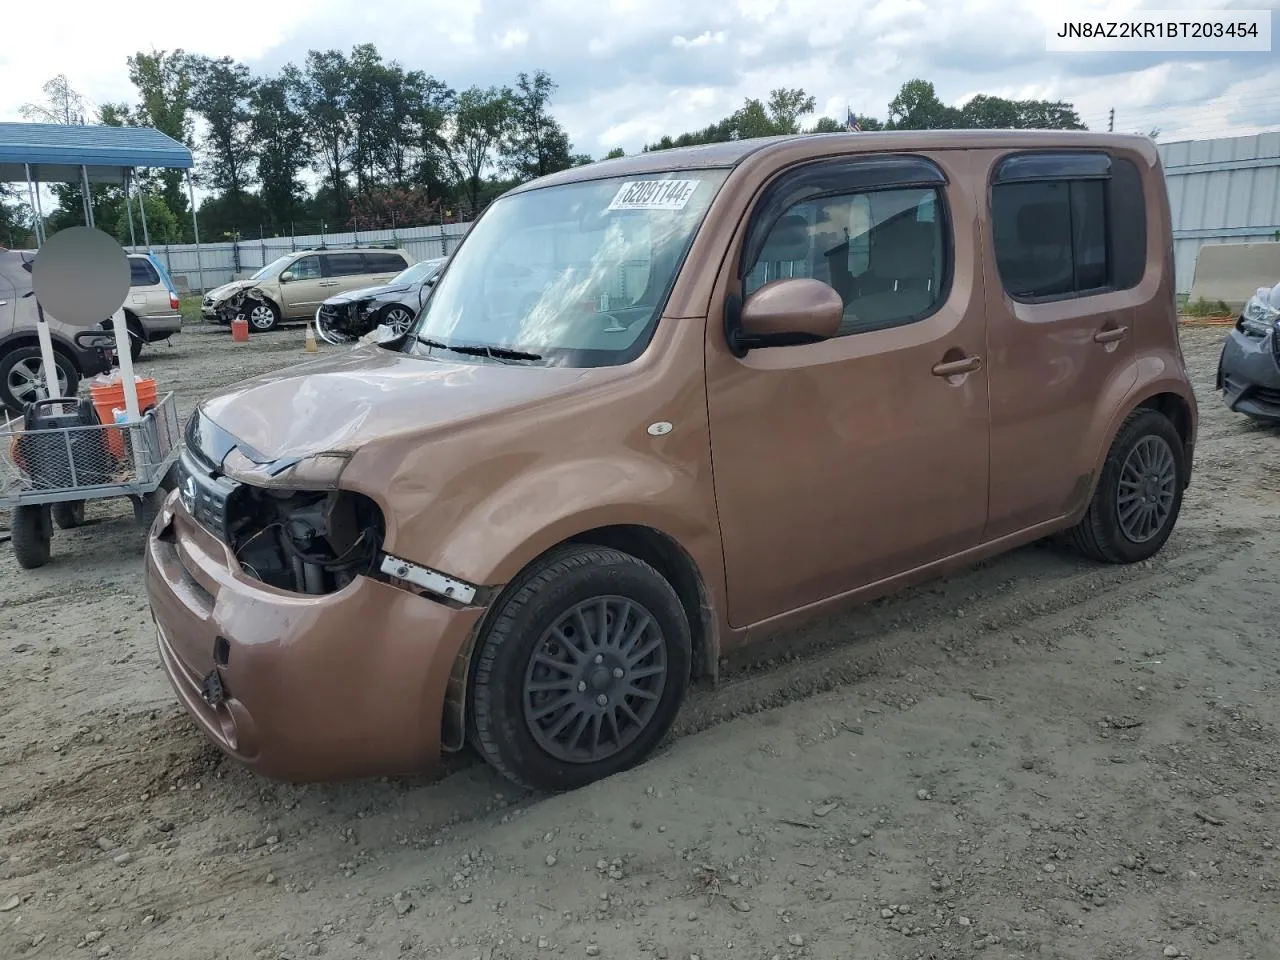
[{"x1": 31, "y1": 226, "x2": 130, "y2": 328}]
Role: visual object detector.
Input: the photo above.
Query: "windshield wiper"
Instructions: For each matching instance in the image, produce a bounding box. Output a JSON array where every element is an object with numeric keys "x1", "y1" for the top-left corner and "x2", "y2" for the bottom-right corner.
[{"x1": 415, "y1": 336, "x2": 541, "y2": 362}]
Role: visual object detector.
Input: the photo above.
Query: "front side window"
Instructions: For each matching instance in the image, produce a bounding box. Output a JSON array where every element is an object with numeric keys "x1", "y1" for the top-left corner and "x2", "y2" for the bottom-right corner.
[
  {"x1": 744, "y1": 186, "x2": 947, "y2": 337},
  {"x1": 288, "y1": 256, "x2": 322, "y2": 281},
  {"x1": 252, "y1": 255, "x2": 292, "y2": 281},
  {"x1": 405, "y1": 169, "x2": 729, "y2": 367}
]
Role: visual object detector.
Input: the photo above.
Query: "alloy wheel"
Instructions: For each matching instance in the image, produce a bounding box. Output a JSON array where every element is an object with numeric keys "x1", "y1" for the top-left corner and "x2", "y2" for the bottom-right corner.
[
  {"x1": 8, "y1": 357, "x2": 69, "y2": 406},
  {"x1": 1116, "y1": 435, "x2": 1178, "y2": 543}
]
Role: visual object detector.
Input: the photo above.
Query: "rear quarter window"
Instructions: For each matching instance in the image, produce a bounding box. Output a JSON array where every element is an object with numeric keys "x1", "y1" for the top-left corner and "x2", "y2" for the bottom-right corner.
[{"x1": 130, "y1": 258, "x2": 161, "y2": 287}]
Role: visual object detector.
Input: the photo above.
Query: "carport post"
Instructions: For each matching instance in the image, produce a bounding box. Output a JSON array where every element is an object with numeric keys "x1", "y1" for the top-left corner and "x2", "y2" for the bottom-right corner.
[
  {"x1": 23, "y1": 164, "x2": 43, "y2": 248},
  {"x1": 124, "y1": 170, "x2": 137, "y2": 248},
  {"x1": 186, "y1": 170, "x2": 205, "y2": 294},
  {"x1": 137, "y1": 177, "x2": 151, "y2": 250},
  {"x1": 80, "y1": 165, "x2": 95, "y2": 228}
]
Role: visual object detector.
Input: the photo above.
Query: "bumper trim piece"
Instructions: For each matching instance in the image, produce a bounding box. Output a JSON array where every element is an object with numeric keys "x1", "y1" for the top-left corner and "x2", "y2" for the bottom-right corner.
[{"x1": 380, "y1": 553, "x2": 478, "y2": 605}]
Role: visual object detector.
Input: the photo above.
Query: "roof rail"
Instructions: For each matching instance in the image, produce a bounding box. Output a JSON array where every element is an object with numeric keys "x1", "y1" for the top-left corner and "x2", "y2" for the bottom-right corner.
[{"x1": 309, "y1": 240, "x2": 405, "y2": 251}]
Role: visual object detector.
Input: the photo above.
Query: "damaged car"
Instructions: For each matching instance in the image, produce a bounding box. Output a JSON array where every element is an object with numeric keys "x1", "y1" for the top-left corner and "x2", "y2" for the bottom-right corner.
[
  {"x1": 146, "y1": 130, "x2": 1196, "y2": 792},
  {"x1": 201, "y1": 247, "x2": 412, "y2": 332},
  {"x1": 1216, "y1": 280, "x2": 1280, "y2": 422},
  {"x1": 314, "y1": 256, "x2": 447, "y2": 345}
]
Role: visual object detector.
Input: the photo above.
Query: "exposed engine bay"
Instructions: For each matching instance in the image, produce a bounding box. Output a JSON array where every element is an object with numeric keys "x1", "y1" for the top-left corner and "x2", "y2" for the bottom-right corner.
[
  {"x1": 228, "y1": 486, "x2": 385, "y2": 595},
  {"x1": 208, "y1": 287, "x2": 272, "y2": 325},
  {"x1": 315, "y1": 298, "x2": 380, "y2": 345}
]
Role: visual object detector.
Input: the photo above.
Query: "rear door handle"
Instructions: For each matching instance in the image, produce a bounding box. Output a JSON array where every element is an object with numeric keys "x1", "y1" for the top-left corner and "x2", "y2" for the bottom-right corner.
[
  {"x1": 932, "y1": 355, "x2": 983, "y2": 377},
  {"x1": 1094, "y1": 326, "x2": 1129, "y2": 343},
  {"x1": 318, "y1": 280, "x2": 339, "y2": 287}
]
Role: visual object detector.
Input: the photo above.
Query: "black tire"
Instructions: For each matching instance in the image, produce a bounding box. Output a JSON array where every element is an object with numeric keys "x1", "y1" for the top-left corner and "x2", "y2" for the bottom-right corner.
[
  {"x1": 1068, "y1": 408, "x2": 1186, "y2": 564},
  {"x1": 127, "y1": 317, "x2": 145, "y2": 363},
  {"x1": 157, "y1": 463, "x2": 180, "y2": 495},
  {"x1": 244, "y1": 300, "x2": 280, "y2": 333},
  {"x1": 469, "y1": 544, "x2": 691, "y2": 792},
  {"x1": 52, "y1": 500, "x2": 86, "y2": 530},
  {"x1": 0, "y1": 345, "x2": 81, "y2": 415},
  {"x1": 132, "y1": 491, "x2": 163, "y2": 530},
  {"x1": 12, "y1": 504, "x2": 52, "y2": 569}
]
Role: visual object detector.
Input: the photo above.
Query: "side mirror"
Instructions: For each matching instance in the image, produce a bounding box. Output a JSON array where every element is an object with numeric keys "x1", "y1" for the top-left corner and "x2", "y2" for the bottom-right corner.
[
  {"x1": 730, "y1": 278, "x2": 843, "y2": 353},
  {"x1": 279, "y1": 271, "x2": 294, "y2": 283}
]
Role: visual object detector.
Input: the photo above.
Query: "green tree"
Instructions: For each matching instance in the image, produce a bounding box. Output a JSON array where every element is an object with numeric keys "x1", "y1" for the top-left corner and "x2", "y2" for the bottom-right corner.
[
  {"x1": 446, "y1": 85, "x2": 514, "y2": 215},
  {"x1": 296, "y1": 49, "x2": 355, "y2": 218},
  {"x1": 604, "y1": 147, "x2": 626, "y2": 159},
  {"x1": 114, "y1": 193, "x2": 182, "y2": 245},
  {"x1": 504, "y1": 70, "x2": 576, "y2": 180},
  {"x1": 764, "y1": 88, "x2": 817, "y2": 133},
  {"x1": 886, "y1": 79, "x2": 960, "y2": 129},
  {"x1": 250, "y1": 71, "x2": 310, "y2": 228},
  {"x1": 126, "y1": 49, "x2": 195, "y2": 220},
  {"x1": 644, "y1": 87, "x2": 819, "y2": 150},
  {"x1": 808, "y1": 116, "x2": 845, "y2": 133},
  {"x1": 188, "y1": 55, "x2": 257, "y2": 197}
]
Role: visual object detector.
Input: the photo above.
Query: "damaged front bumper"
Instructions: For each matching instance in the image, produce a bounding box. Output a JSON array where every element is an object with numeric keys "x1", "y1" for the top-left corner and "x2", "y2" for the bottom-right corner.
[{"x1": 1218, "y1": 326, "x2": 1280, "y2": 422}]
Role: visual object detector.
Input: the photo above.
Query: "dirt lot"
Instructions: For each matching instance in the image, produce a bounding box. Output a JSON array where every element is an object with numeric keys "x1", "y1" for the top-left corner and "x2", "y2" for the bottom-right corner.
[{"x1": 1, "y1": 322, "x2": 1277, "y2": 960}]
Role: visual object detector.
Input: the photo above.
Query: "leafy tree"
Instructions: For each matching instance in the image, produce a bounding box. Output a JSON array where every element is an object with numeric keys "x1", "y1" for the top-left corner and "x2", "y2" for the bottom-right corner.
[
  {"x1": 188, "y1": 56, "x2": 257, "y2": 197},
  {"x1": 504, "y1": 70, "x2": 576, "y2": 180},
  {"x1": 604, "y1": 147, "x2": 626, "y2": 159},
  {"x1": 296, "y1": 49, "x2": 355, "y2": 218},
  {"x1": 194, "y1": 191, "x2": 272, "y2": 241},
  {"x1": 114, "y1": 193, "x2": 181, "y2": 245},
  {"x1": 446, "y1": 86, "x2": 514, "y2": 215},
  {"x1": 126, "y1": 49, "x2": 195, "y2": 220},
  {"x1": 764, "y1": 88, "x2": 817, "y2": 133},
  {"x1": 349, "y1": 186, "x2": 440, "y2": 229},
  {"x1": 250, "y1": 71, "x2": 310, "y2": 228},
  {"x1": 808, "y1": 116, "x2": 845, "y2": 133},
  {"x1": 886, "y1": 79, "x2": 961, "y2": 129}
]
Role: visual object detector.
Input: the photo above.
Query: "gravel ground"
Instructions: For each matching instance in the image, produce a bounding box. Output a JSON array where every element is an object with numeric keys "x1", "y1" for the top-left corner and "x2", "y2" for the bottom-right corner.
[{"x1": 0, "y1": 322, "x2": 1277, "y2": 960}]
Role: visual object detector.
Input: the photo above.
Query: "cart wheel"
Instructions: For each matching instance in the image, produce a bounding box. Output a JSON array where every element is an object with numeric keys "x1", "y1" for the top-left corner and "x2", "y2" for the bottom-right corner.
[
  {"x1": 12, "y1": 504, "x2": 52, "y2": 569},
  {"x1": 157, "y1": 463, "x2": 180, "y2": 495},
  {"x1": 52, "y1": 500, "x2": 86, "y2": 530},
  {"x1": 132, "y1": 491, "x2": 163, "y2": 530}
]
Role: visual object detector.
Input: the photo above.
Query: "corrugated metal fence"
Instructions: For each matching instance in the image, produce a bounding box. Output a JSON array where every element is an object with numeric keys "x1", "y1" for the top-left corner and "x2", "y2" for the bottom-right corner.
[
  {"x1": 1159, "y1": 132, "x2": 1280, "y2": 296},
  {"x1": 129, "y1": 221, "x2": 474, "y2": 293}
]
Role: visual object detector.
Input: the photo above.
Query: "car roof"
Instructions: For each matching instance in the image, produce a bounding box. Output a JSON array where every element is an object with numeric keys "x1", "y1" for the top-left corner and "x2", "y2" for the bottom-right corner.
[
  {"x1": 295, "y1": 247, "x2": 410, "y2": 256},
  {"x1": 506, "y1": 129, "x2": 1156, "y2": 195}
]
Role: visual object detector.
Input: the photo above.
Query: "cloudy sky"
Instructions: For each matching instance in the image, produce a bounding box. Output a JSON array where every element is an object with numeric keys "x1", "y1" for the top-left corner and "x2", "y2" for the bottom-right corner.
[{"x1": 1, "y1": 0, "x2": 1278, "y2": 161}]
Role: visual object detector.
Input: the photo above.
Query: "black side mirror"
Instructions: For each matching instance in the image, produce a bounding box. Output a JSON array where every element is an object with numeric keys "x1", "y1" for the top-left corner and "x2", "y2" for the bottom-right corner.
[{"x1": 21, "y1": 260, "x2": 33, "y2": 273}]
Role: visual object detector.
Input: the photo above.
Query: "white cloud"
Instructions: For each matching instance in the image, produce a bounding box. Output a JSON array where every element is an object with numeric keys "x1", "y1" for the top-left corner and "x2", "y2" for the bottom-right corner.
[{"x1": 0, "y1": 0, "x2": 1274, "y2": 167}]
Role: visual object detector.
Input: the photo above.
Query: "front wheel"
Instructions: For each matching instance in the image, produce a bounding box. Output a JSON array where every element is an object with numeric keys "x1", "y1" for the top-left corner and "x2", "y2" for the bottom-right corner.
[
  {"x1": 244, "y1": 300, "x2": 280, "y2": 333},
  {"x1": 0, "y1": 346, "x2": 80, "y2": 415},
  {"x1": 1067, "y1": 408, "x2": 1186, "y2": 564},
  {"x1": 469, "y1": 545, "x2": 691, "y2": 792},
  {"x1": 52, "y1": 500, "x2": 86, "y2": 530}
]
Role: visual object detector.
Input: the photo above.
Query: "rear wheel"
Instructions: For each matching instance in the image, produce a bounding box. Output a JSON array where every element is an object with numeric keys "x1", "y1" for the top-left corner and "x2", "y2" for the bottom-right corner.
[
  {"x1": 132, "y1": 491, "x2": 163, "y2": 530},
  {"x1": 1068, "y1": 408, "x2": 1185, "y2": 564},
  {"x1": 469, "y1": 545, "x2": 691, "y2": 792},
  {"x1": 12, "y1": 504, "x2": 52, "y2": 569},
  {"x1": 127, "y1": 317, "x2": 145, "y2": 362},
  {"x1": 0, "y1": 346, "x2": 79, "y2": 414}
]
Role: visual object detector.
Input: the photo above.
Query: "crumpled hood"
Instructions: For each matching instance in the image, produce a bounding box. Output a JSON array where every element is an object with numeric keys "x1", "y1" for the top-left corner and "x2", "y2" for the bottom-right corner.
[
  {"x1": 324, "y1": 282, "x2": 409, "y2": 306},
  {"x1": 205, "y1": 279, "x2": 258, "y2": 302},
  {"x1": 197, "y1": 345, "x2": 600, "y2": 462}
]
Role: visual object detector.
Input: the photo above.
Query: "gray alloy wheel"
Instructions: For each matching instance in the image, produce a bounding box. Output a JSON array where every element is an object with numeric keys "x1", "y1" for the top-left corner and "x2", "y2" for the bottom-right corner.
[
  {"x1": 247, "y1": 302, "x2": 279, "y2": 331},
  {"x1": 1116, "y1": 434, "x2": 1178, "y2": 544},
  {"x1": 5, "y1": 351, "x2": 71, "y2": 410},
  {"x1": 382, "y1": 304, "x2": 415, "y2": 335}
]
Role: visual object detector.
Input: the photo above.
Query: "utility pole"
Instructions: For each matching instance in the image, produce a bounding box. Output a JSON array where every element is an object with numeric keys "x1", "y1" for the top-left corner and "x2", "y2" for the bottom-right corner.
[{"x1": 1108, "y1": 108, "x2": 1114, "y2": 132}]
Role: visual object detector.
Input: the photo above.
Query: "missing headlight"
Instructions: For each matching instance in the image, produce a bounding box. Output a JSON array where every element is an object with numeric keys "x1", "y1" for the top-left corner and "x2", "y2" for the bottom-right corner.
[{"x1": 229, "y1": 486, "x2": 385, "y2": 595}]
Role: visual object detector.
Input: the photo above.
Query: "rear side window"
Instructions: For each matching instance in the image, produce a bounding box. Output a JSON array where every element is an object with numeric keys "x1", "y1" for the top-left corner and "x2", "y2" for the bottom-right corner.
[
  {"x1": 130, "y1": 257, "x2": 160, "y2": 287},
  {"x1": 990, "y1": 151, "x2": 1146, "y2": 301},
  {"x1": 367, "y1": 252, "x2": 409, "y2": 272},
  {"x1": 326, "y1": 253, "x2": 368, "y2": 277}
]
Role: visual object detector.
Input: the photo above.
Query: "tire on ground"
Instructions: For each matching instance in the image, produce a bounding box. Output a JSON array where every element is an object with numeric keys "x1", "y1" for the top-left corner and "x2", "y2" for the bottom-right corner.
[
  {"x1": 469, "y1": 543, "x2": 691, "y2": 792},
  {"x1": 0, "y1": 345, "x2": 80, "y2": 415},
  {"x1": 12, "y1": 504, "x2": 53, "y2": 569},
  {"x1": 1068, "y1": 407, "x2": 1186, "y2": 564}
]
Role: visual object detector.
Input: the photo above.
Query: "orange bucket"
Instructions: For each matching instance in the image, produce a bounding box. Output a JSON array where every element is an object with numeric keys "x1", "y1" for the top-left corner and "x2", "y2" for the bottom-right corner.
[{"x1": 90, "y1": 377, "x2": 158, "y2": 460}]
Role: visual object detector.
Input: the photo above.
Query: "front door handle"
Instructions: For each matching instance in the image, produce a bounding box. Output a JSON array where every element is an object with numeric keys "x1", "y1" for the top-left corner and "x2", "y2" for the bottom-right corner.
[
  {"x1": 932, "y1": 355, "x2": 983, "y2": 377},
  {"x1": 318, "y1": 280, "x2": 339, "y2": 287},
  {"x1": 1094, "y1": 326, "x2": 1129, "y2": 344}
]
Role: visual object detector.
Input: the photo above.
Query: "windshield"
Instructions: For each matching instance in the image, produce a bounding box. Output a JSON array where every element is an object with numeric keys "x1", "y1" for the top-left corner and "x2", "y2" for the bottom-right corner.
[
  {"x1": 251, "y1": 255, "x2": 293, "y2": 281},
  {"x1": 392, "y1": 259, "x2": 443, "y2": 286},
  {"x1": 404, "y1": 170, "x2": 729, "y2": 366}
]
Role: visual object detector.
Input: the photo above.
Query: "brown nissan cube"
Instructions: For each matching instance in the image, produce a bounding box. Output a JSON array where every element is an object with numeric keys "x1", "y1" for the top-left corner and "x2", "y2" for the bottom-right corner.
[{"x1": 145, "y1": 130, "x2": 1197, "y2": 791}]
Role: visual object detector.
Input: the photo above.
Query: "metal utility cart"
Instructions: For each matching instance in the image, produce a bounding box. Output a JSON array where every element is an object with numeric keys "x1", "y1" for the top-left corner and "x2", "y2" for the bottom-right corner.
[
  {"x1": 1, "y1": 392, "x2": 180, "y2": 567},
  {"x1": 0, "y1": 122, "x2": 204, "y2": 568}
]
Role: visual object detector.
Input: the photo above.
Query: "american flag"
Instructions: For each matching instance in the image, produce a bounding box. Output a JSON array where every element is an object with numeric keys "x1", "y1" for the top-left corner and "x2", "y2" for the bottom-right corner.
[{"x1": 846, "y1": 108, "x2": 861, "y2": 133}]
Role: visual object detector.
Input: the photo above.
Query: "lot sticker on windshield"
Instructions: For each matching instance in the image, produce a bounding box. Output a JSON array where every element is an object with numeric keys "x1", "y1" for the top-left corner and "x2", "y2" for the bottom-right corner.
[{"x1": 607, "y1": 179, "x2": 700, "y2": 211}]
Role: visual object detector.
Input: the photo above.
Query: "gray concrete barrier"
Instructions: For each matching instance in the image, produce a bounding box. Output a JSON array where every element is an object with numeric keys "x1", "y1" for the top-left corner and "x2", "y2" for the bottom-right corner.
[{"x1": 1188, "y1": 241, "x2": 1280, "y2": 310}]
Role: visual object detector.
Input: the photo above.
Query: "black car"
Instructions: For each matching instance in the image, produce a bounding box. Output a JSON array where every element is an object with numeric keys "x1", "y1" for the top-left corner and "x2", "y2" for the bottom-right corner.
[
  {"x1": 1216, "y1": 281, "x2": 1280, "y2": 422},
  {"x1": 315, "y1": 256, "x2": 447, "y2": 345}
]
